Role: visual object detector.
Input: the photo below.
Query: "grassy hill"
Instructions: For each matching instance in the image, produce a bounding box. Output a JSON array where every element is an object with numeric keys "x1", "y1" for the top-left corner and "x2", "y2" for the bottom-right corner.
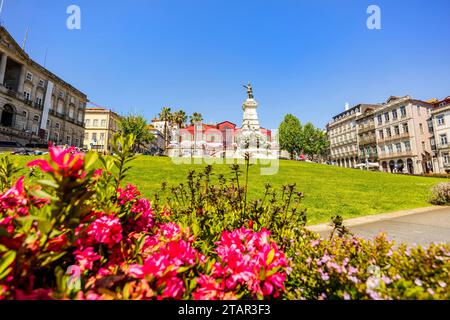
[{"x1": 8, "y1": 155, "x2": 447, "y2": 225}]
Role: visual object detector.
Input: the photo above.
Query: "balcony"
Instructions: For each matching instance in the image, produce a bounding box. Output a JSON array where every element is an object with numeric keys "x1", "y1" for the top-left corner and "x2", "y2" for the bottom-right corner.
[
  {"x1": 379, "y1": 150, "x2": 414, "y2": 160},
  {"x1": 56, "y1": 112, "x2": 65, "y2": 119},
  {"x1": 359, "y1": 151, "x2": 378, "y2": 159},
  {"x1": 436, "y1": 143, "x2": 450, "y2": 150},
  {"x1": 359, "y1": 136, "x2": 377, "y2": 145},
  {"x1": 358, "y1": 123, "x2": 376, "y2": 133},
  {"x1": 378, "y1": 132, "x2": 410, "y2": 143}
]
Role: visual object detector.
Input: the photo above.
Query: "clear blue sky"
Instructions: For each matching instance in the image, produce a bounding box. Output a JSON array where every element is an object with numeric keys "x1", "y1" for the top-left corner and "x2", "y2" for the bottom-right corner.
[{"x1": 3, "y1": 0, "x2": 450, "y2": 129}]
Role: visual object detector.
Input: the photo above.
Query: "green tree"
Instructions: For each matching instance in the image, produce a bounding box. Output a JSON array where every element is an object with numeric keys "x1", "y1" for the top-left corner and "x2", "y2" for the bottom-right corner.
[
  {"x1": 172, "y1": 110, "x2": 187, "y2": 144},
  {"x1": 189, "y1": 112, "x2": 203, "y2": 126},
  {"x1": 158, "y1": 107, "x2": 173, "y2": 151},
  {"x1": 119, "y1": 114, "x2": 154, "y2": 153},
  {"x1": 278, "y1": 114, "x2": 302, "y2": 159}
]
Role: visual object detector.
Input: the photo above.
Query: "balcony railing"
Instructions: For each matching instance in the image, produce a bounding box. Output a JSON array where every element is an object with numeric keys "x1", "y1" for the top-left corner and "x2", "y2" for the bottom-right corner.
[
  {"x1": 436, "y1": 143, "x2": 450, "y2": 149},
  {"x1": 379, "y1": 150, "x2": 413, "y2": 159},
  {"x1": 358, "y1": 123, "x2": 376, "y2": 133},
  {"x1": 378, "y1": 132, "x2": 410, "y2": 143},
  {"x1": 359, "y1": 136, "x2": 377, "y2": 145}
]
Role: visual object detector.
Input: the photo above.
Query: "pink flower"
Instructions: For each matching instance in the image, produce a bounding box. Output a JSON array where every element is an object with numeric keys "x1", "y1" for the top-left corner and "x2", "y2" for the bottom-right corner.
[
  {"x1": 213, "y1": 228, "x2": 288, "y2": 298},
  {"x1": 86, "y1": 215, "x2": 123, "y2": 248},
  {"x1": 157, "y1": 276, "x2": 185, "y2": 299},
  {"x1": 117, "y1": 184, "x2": 140, "y2": 205},
  {"x1": 27, "y1": 146, "x2": 85, "y2": 179},
  {"x1": 128, "y1": 198, "x2": 154, "y2": 233},
  {"x1": 0, "y1": 177, "x2": 28, "y2": 213},
  {"x1": 74, "y1": 247, "x2": 101, "y2": 271}
]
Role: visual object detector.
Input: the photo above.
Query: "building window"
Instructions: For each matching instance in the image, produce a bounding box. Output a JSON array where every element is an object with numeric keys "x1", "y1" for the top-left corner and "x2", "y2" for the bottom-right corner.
[
  {"x1": 58, "y1": 91, "x2": 64, "y2": 99},
  {"x1": 419, "y1": 123, "x2": 424, "y2": 134},
  {"x1": 387, "y1": 144, "x2": 394, "y2": 154},
  {"x1": 93, "y1": 119, "x2": 99, "y2": 127},
  {"x1": 395, "y1": 143, "x2": 402, "y2": 152},
  {"x1": 85, "y1": 119, "x2": 91, "y2": 127},
  {"x1": 384, "y1": 113, "x2": 390, "y2": 122},
  {"x1": 404, "y1": 141, "x2": 411, "y2": 151},
  {"x1": 437, "y1": 115, "x2": 445, "y2": 126},
  {"x1": 33, "y1": 115, "x2": 40, "y2": 122},
  {"x1": 394, "y1": 126, "x2": 400, "y2": 135},
  {"x1": 24, "y1": 91, "x2": 31, "y2": 101},
  {"x1": 101, "y1": 120, "x2": 107, "y2": 127},
  {"x1": 69, "y1": 107, "x2": 75, "y2": 119},
  {"x1": 417, "y1": 105, "x2": 421, "y2": 116},
  {"x1": 386, "y1": 128, "x2": 392, "y2": 137},
  {"x1": 403, "y1": 123, "x2": 409, "y2": 133},
  {"x1": 85, "y1": 132, "x2": 89, "y2": 140},
  {"x1": 38, "y1": 79, "x2": 45, "y2": 87},
  {"x1": 26, "y1": 72, "x2": 33, "y2": 81},
  {"x1": 55, "y1": 122, "x2": 60, "y2": 129},
  {"x1": 100, "y1": 132, "x2": 105, "y2": 141},
  {"x1": 92, "y1": 133, "x2": 97, "y2": 142},
  {"x1": 377, "y1": 115, "x2": 382, "y2": 125},
  {"x1": 379, "y1": 130, "x2": 384, "y2": 139},
  {"x1": 440, "y1": 134, "x2": 448, "y2": 146},
  {"x1": 36, "y1": 97, "x2": 43, "y2": 106},
  {"x1": 400, "y1": 106, "x2": 407, "y2": 117},
  {"x1": 443, "y1": 153, "x2": 450, "y2": 165},
  {"x1": 47, "y1": 119, "x2": 51, "y2": 127},
  {"x1": 392, "y1": 109, "x2": 398, "y2": 120}
]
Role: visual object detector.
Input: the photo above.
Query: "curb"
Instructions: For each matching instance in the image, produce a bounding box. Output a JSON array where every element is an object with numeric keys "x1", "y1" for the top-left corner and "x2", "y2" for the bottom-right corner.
[{"x1": 306, "y1": 206, "x2": 449, "y2": 233}]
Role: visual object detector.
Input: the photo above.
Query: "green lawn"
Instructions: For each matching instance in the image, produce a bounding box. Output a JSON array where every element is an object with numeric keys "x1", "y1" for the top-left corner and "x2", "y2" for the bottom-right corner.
[{"x1": 8, "y1": 155, "x2": 447, "y2": 225}]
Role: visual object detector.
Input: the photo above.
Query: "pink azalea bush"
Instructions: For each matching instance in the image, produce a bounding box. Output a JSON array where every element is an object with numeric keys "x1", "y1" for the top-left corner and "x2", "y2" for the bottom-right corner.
[
  {"x1": 0, "y1": 139, "x2": 288, "y2": 300},
  {"x1": 0, "y1": 136, "x2": 449, "y2": 300}
]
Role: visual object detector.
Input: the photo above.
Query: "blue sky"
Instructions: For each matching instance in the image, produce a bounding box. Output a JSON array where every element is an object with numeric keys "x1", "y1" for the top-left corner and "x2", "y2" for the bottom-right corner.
[{"x1": 2, "y1": 0, "x2": 450, "y2": 129}]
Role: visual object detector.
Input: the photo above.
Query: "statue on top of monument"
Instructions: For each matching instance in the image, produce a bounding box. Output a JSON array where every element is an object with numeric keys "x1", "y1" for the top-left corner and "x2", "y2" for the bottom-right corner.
[{"x1": 243, "y1": 83, "x2": 254, "y2": 99}]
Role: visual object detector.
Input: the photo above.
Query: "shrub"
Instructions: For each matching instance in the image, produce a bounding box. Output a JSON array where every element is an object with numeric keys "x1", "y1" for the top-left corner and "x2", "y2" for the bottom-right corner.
[
  {"x1": 430, "y1": 182, "x2": 450, "y2": 205},
  {"x1": 0, "y1": 136, "x2": 449, "y2": 300}
]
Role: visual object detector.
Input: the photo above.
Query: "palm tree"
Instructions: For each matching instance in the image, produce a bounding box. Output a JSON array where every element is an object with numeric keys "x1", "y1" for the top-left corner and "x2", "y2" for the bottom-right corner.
[
  {"x1": 189, "y1": 112, "x2": 203, "y2": 126},
  {"x1": 158, "y1": 107, "x2": 172, "y2": 151},
  {"x1": 189, "y1": 112, "x2": 203, "y2": 157},
  {"x1": 172, "y1": 111, "x2": 187, "y2": 157}
]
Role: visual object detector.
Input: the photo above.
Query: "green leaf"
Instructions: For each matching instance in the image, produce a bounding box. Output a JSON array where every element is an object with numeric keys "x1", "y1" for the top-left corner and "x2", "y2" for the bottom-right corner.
[
  {"x1": 266, "y1": 248, "x2": 275, "y2": 265},
  {"x1": 0, "y1": 251, "x2": 16, "y2": 280},
  {"x1": 84, "y1": 152, "x2": 99, "y2": 171},
  {"x1": 0, "y1": 226, "x2": 10, "y2": 238},
  {"x1": 37, "y1": 179, "x2": 59, "y2": 189}
]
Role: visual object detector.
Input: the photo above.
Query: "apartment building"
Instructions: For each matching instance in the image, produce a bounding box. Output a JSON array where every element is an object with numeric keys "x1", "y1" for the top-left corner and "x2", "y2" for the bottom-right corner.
[
  {"x1": 356, "y1": 106, "x2": 382, "y2": 164},
  {"x1": 0, "y1": 26, "x2": 87, "y2": 147},
  {"x1": 327, "y1": 104, "x2": 379, "y2": 168},
  {"x1": 83, "y1": 108, "x2": 121, "y2": 154},
  {"x1": 430, "y1": 97, "x2": 450, "y2": 173},
  {"x1": 375, "y1": 96, "x2": 433, "y2": 174}
]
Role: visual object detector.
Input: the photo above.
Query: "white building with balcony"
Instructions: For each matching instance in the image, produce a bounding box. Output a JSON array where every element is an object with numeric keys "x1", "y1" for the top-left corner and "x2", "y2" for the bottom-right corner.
[
  {"x1": 374, "y1": 96, "x2": 433, "y2": 174},
  {"x1": 430, "y1": 97, "x2": 450, "y2": 173}
]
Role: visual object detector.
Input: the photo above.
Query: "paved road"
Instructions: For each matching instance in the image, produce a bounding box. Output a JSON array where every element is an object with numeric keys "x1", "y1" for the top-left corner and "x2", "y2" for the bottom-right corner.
[{"x1": 315, "y1": 207, "x2": 450, "y2": 246}]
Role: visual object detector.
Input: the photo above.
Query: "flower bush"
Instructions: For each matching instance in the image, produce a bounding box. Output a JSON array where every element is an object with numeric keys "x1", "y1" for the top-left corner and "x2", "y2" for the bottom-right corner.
[
  {"x1": 430, "y1": 182, "x2": 450, "y2": 205},
  {"x1": 0, "y1": 134, "x2": 449, "y2": 300}
]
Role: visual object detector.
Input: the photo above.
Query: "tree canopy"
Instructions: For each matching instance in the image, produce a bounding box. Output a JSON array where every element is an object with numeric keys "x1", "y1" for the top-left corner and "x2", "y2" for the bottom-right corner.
[{"x1": 119, "y1": 114, "x2": 154, "y2": 152}]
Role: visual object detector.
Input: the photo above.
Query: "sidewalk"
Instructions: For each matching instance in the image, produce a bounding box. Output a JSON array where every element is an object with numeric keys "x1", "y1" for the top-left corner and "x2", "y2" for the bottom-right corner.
[{"x1": 307, "y1": 206, "x2": 450, "y2": 246}]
